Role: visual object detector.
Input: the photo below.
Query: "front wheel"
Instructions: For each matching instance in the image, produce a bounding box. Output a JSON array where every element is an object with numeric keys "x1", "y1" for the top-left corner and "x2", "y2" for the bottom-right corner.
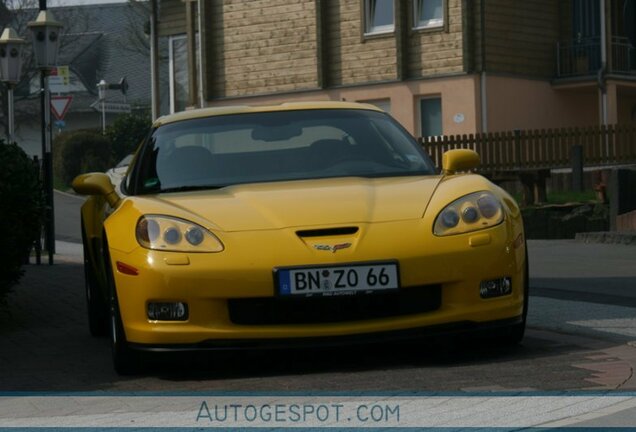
[
  {"x1": 82, "y1": 222, "x2": 108, "y2": 337},
  {"x1": 105, "y1": 248, "x2": 140, "y2": 375},
  {"x1": 499, "y1": 243, "x2": 529, "y2": 345}
]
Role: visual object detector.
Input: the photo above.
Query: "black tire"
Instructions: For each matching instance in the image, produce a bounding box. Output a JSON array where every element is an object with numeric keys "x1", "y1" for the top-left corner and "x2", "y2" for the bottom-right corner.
[
  {"x1": 82, "y1": 222, "x2": 109, "y2": 337},
  {"x1": 499, "y1": 243, "x2": 529, "y2": 345},
  {"x1": 105, "y1": 244, "x2": 140, "y2": 375}
]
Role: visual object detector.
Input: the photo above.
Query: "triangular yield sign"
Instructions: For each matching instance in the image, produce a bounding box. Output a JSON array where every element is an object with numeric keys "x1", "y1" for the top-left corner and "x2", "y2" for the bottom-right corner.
[{"x1": 51, "y1": 96, "x2": 73, "y2": 121}]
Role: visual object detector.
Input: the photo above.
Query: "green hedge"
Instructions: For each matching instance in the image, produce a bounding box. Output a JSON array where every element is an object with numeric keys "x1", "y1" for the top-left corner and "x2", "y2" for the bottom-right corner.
[
  {"x1": 106, "y1": 113, "x2": 151, "y2": 162},
  {"x1": 0, "y1": 141, "x2": 43, "y2": 304},
  {"x1": 53, "y1": 130, "x2": 112, "y2": 186}
]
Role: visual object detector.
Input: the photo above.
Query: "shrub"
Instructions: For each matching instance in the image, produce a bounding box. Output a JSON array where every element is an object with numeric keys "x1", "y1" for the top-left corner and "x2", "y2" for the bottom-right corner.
[
  {"x1": 106, "y1": 112, "x2": 152, "y2": 162},
  {"x1": 53, "y1": 129, "x2": 112, "y2": 186},
  {"x1": 0, "y1": 141, "x2": 43, "y2": 304}
]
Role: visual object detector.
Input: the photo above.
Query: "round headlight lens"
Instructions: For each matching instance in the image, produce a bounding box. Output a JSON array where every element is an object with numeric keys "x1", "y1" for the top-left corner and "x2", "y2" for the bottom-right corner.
[
  {"x1": 441, "y1": 209, "x2": 460, "y2": 228},
  {"x1": 185, "y1": 227, "x2": 204, "y2": 246},
  {"x1": 164, "y1": 227, "x2": 181, "y2": 245},
  {"x1": 462, "y1": 206, "x2": 479, "y2": 223},
  {"x1": 478, "y1": 195, "x2": 500, "y2": 218}
]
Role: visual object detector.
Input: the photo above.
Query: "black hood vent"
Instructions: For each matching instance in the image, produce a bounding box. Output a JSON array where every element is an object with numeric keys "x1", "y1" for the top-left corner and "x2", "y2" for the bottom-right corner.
[{"x1": 296, "y1": 227, "x2": 358, "y2": 237}]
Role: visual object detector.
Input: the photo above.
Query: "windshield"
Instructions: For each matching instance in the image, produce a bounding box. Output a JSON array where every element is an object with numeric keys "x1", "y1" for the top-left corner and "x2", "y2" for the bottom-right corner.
[{"x1": 130, "y1": 109, "x2": 436, "y2": 195}]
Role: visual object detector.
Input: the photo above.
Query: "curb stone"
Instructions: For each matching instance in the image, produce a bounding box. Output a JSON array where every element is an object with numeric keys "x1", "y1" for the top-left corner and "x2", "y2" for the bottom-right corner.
[{"x1": 575, "y1": 231, "x2": 636, "y2": 245}]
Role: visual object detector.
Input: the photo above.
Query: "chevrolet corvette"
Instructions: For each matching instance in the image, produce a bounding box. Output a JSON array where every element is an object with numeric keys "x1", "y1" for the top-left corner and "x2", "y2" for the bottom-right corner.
[{"x1": 73, "y1": 101, "x2": 527, "y2": 374}]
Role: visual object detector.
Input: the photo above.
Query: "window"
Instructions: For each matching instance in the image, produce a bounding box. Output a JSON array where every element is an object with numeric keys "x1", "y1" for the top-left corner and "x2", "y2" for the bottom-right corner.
[
  {"x1": 168, "y1": 34, "x2": 200, "y2": 113},
  {"x1": 572, "y1": 0, "x2": 600, "y2": 41},
  {"x1": 364, "y1": 0, "x2": 394, "y2": 35},
  {"x1": 420, "y1": 97, "x2": 442, "y2": 137},
  {"x1": 413, "y1": 0, "x2": 444, "y2": 30},
  {"x1": 132, "y1": 109, "x2": 435, "y2": 194},
  {"x1": 169, "y1": 35, "x2": 188, "y2": 113}
]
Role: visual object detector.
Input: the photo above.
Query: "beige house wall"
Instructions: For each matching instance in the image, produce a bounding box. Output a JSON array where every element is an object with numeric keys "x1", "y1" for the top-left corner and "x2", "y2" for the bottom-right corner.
[
  {"x1": 486, "y1": 75, "x2": 598, "y2": 131},
  {"x1": 157, "y1": 0, "x2": 623, "y2": 138},
  {"x1": 207, "y1": 0, "x2": 319, "y2": 98},
  {"x1": 325, "y1": 1, "x2": 398, "y2": 86},
  {"x1": 205, "y1": 75, "x2": 480, "y2": 138},
  {"x1": 406, "y1": 0, "x2": 465, "y2": 78},
  {"x1": 482, "y1": 0, "x2": 560, "y2": 78},
  {"x1": 158, "y1": 0, "x2": 186, "y2": 36}
]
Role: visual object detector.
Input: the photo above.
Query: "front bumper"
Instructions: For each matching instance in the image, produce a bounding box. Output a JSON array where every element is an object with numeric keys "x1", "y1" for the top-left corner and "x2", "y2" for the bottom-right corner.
[
  {"x1": 108, "y1": 218, "x2": 526, "y2": 346},
  {"x1": 129, "y1": 316, "x2": 524, "y2": 352}
]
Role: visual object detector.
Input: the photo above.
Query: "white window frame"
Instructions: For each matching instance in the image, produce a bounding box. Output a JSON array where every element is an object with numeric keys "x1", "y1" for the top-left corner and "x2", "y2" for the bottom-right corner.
[
  {"x1": 413, "y1": 0, "x2": 445, "y2": 30},
  {"x1": 364, "y1": 0, "x2": 395, "y2": 36},
  {"x1": 168, "y1": 34, "x2": 187, "y2": 114}
]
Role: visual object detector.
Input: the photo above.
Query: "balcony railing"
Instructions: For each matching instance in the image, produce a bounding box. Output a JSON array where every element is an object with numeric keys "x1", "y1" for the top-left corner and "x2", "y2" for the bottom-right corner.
[{"x1": 556, "y1": 36, "x2": 636, "y2": 78}]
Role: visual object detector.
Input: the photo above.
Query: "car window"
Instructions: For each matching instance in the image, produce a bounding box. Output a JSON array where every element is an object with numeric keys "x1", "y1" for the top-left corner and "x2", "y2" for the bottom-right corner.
[{"x1": 131, "y1": 109, "x2": 435, "y2": 194}]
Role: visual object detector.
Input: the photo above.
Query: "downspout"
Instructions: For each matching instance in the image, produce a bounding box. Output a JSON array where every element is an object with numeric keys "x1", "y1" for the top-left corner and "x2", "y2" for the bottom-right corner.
[
  {"x1": 480, "y1": 0, "x2": 488, "y2": 133},
  {"x1": 599, "y1": 0, "x2": 608, "y2": 126},
  {"x1": 150, "y1": 0, "x2": 160, "y2": 120}
]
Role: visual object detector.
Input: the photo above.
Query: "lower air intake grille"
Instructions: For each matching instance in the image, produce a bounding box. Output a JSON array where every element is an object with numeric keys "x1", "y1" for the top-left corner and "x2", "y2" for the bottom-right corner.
[{"x1": 228, "y1": 286, "x2": 441, "y2": 325}]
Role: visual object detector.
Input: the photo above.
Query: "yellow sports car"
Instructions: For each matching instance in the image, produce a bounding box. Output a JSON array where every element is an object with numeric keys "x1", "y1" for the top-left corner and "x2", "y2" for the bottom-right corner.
[{"x1": 73, "y1": 101, "x2": 527, "y2": 374}]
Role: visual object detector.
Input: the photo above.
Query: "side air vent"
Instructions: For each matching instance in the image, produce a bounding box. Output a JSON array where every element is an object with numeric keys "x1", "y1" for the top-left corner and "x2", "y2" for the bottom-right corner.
[{"x1": 296, "y1": 227, "x2": 359, "y2": 237}]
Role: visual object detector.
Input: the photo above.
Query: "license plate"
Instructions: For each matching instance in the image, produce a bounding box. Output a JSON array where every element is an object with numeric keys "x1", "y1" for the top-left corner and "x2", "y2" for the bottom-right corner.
[{"x1": 276, "y1": 262, "x2": 399, "y2": 296}]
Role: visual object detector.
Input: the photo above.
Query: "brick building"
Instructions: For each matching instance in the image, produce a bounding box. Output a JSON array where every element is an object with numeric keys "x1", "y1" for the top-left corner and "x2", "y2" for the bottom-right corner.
[{"x1": 152, "y1": 0, "x2": 636, "y2": 136}]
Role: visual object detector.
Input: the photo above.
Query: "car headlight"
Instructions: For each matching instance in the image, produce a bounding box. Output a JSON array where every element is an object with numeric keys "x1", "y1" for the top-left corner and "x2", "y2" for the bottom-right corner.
[
  {"x1": 433, "y1": 191, "x2": 504, "y2": 236},
  {"x1": 136, "y1": 215, "x2": 224, "y2": 252}
]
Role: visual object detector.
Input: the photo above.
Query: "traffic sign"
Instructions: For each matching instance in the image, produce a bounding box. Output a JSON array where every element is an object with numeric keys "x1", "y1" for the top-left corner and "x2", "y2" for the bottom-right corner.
[
  {"x1": 51, "y1": 95, "x2": 73, "y2": 121},
  {"x1": 49, "y1": 66, "x2": 70, "y2": 93},
  {"x1": 90, "y1": 100, "x2": 132, "y2": 114}
]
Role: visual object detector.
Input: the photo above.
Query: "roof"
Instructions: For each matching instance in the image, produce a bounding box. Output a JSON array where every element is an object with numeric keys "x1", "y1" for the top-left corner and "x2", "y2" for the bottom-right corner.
[
  {"x1": 13, "y1": 2, "x2": 150, "y2": 112},
  {"x1": 55, "y1": 2, "x2": 150, "y2": 105},
  {"x1": 153, "y1": 101, "x2": 383, "y2": 127}
]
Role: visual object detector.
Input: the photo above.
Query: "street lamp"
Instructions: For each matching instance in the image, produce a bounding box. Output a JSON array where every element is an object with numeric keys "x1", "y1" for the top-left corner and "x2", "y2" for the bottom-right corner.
[
  {"x1": 97, "y1": 79, "x2": 107, "y2": 134},
  {"x1": 27, "y1": 10, "x2": 63, "y2": 69},
  {"x1": 28, "y1": 7, "x2": 63, "y2": 265},
  {"x1": 0, "y1": 27, "x2": 26, "y2": 144}
]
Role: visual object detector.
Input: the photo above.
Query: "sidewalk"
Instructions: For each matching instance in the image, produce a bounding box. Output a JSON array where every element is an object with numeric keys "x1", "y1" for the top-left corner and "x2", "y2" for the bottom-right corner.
[
  {"x1": 576, "y1": 231, "x2": 636, "y2": 246},
  {"x1": 52, "y1": 241, "x2": 83, "y2": 263},
  {"x1": 1, "y1": 242, "x2": 115, "y2": 391}
]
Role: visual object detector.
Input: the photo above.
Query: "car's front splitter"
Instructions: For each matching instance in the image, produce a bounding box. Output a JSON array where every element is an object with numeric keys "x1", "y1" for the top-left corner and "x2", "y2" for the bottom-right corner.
[{"x1": 127, "y1": 315, "x2": 524, "y2": 352}]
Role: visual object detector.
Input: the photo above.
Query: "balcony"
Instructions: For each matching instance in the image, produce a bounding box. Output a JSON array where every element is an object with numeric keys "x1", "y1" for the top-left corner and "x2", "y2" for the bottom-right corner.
[{"x1": 556, "y1": 36, "x2": 636, "y2": 78}]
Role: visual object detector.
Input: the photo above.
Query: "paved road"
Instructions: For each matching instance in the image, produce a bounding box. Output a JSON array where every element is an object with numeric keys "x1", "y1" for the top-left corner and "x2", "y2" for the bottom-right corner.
[
  {"x1": 529, "y1": 240, "x2": 636, "y2": 307},
  {"x1": 53, "y1": 190, "x2": 84, "y2": 243}
]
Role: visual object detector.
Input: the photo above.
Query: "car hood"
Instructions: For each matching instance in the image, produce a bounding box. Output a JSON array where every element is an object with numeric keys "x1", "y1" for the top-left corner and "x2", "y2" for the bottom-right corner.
[{"x1": 150, "y1": 176, "x2": 443, "y2": 232}]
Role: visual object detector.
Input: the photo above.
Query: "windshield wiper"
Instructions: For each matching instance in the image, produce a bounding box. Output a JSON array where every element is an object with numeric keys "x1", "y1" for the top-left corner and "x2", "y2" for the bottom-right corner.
[{"x1": 159, "y1": 185, "x2": 225, "y2": 193}]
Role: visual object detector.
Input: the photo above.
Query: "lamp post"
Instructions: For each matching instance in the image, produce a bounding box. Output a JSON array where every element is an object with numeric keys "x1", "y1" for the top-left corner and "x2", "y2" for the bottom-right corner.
[
  {"x1": 97, "y1": 79, "x2": 107, "y2": 134},
  {"x1": 28, "y1": 4, "x2": 63, "y2": 265},
  {"x1": 0, "y1": 28, "x2": 26, "y2": 144}
]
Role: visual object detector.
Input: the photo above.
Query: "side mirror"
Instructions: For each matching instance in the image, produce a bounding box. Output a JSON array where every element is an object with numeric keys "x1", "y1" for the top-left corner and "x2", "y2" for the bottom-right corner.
[
  {"x1": 442, "y1": 149, "x2": 480, "y2": 175},
  {"x1": 72, "y1": 172, "x2": 120, "y2": 208}
]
